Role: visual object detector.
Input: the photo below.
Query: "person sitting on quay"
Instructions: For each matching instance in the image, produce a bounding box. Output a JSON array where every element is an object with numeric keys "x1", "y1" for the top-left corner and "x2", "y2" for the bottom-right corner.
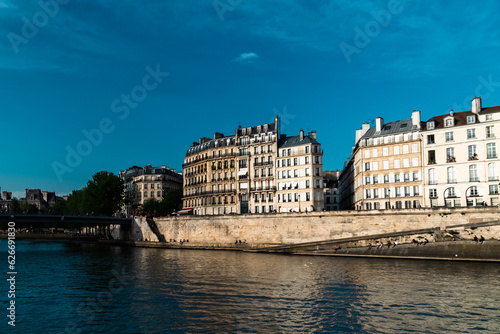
[
  {"x1": 387, "y1": 240, "x2": 392, "y2": 248},
  {"x1": 480, "y1": 235, "x2": 485, "y2": 243},
  {"x1": 473, "y1": 235, "x2": 479, "y2": 242}
]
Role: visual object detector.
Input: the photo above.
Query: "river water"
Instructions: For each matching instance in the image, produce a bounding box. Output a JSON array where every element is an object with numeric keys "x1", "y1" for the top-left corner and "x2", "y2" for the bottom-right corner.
[{"x1": 2, "y1": 240, "x2": 499, "y2": 333}]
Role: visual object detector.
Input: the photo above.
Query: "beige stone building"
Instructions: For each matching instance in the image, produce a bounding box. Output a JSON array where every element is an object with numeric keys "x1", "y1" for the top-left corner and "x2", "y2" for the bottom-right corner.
[
  {"x1": 182, "y1": 117, "x2": 325, "y2": 215},
  {"x1": 120, "y1": 165, "x2": 183, "y2": 215},
  {"x1": 340, "y1": 111, "x2": 424, "y2": 210},
  {"x1": 183, "y1": 134, "x2": 238, "y2": 215},
  {"x1": 276, "y1": 130, "x2": 324, "y2": 212},
  {"x1": 422, "y1": 97, "x2": 500, "y2": 207}
]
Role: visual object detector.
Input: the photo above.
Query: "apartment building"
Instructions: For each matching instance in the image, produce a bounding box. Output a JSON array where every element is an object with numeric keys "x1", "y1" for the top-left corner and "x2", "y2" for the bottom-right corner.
[
  {"x1": 120, "y1": 165, "x2": 183, "y2": 215},
  {"x1": 276, "y1": 130, "x2": 324, "y2": 212},
  {"x1": 340, "y1": 111, "x2": 424, "y2": 210},
  {"x1": 182, "y1": 118, "x2": 325, "y2": 215},
  {"x1": 422, "y1": 97, "x2": 500, "y2": 207}
]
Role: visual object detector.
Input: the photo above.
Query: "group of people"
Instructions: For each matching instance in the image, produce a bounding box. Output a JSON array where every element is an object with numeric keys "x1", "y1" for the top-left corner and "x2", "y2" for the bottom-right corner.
[
  {"x1": 473, "y1": 235, "x2": 486, "y2": 243},
  {"x1": 367, "y1": 240, "x2": 398, "y2": 249},
  {"x1": 412, "y1": 238, "x2": 429, "y2": 245}
]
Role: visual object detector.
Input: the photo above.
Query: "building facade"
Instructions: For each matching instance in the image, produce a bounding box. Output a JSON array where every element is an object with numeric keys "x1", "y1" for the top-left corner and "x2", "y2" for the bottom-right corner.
[
  {"x1": 340, "y1": 111, "x2": 424, "y2": 210},
  {"x1": 276, "y1": 130, "x2": 324, "y2": 213},
  {"x1": 120, "y1": 165, "x2": 183, "y2": 215},
  {"x1": 422, "y1": 97, "x2": 500, "y2": 207},
  {"x1": 182, "y1": 118, "x2": 325, "y2": 215}
]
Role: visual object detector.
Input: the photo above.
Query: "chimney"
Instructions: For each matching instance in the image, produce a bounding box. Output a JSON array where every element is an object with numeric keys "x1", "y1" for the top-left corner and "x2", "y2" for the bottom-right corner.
[
  {"x1": 411, "y1": 110, "x2": 421, "y2": 128},
  {"x1": 450, "y1": 109, "x2": 453, "y2": 116},
  {"x1": 308, "y1": 131, "x2": 316, "y2": 140},
  {"x1": 375, "y1": 117, "x2": 384, "y2": 132},
  {"x1": 300, "y1": 129, "x2": 304, "y2": 140},
  {"x1": 356, "y1": 123, "x2": 371, "y2": 143},
  {"x1": 472, "y1": 96, "x2": 482, "y2": 114},
  {"x1": 214, "y1": 132, "x2": 224, "y2": 140}
]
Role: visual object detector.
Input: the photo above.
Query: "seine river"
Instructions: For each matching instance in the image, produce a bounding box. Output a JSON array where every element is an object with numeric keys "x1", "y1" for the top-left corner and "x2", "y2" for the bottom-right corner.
[{"x1": 2, "y1": 240, "x2": 500, "y2": 333}]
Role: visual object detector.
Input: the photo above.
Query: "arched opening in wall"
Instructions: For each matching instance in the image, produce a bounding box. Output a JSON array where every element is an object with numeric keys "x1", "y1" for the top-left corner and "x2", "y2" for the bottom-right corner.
[
  {"x1": 444, "y1": 187, "x2": 461, "y2": 207},
  {"x1": 466, "y1": 186, "x2": 484, "y2": 207}
]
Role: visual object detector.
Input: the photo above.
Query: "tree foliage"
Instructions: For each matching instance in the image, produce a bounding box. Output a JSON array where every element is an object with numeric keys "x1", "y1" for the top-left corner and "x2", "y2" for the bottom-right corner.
[
  {"x1": 139, "y1": 188, "x2": 183, "y2": 216},
  {"x1": 65, "y1": 171, "x2": 124, "y2": 216}
]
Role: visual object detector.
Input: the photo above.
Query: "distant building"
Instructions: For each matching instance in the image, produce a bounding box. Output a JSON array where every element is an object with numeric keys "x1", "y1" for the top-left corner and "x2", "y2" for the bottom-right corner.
[
  {"x1": 22, "y1": 188, "x2": 65, "y2": 212},
  {"x1": 0, "y1": 188, "x2": 12, "y2": 213},
  {"x1": 120, "y1": 165, "x2": 183, "y2": 215},
  {"x1": 323, "y1": 170, "x2": 340, "y2": 211}
]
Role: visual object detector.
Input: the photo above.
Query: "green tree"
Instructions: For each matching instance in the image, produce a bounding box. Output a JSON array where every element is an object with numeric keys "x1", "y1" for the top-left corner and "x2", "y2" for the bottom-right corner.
[
  {"x1": 85, "y1": 171, "x2": 124, "y2": 216},
  {"x1": 158, "y1": 188, "x2": 183, "y2": 215},
  {"x1": 10, "y1": 198, "x2": 21, "y2": 214},
  {"x1": 46, "y1": 200, "x2": 68, "y2": 215},
  {"x1": 19, "y1": 202, "x2": 39, "y2": 214},
  {"x1": 139, "y1": 198, "x2": 159, "y2": 214}
]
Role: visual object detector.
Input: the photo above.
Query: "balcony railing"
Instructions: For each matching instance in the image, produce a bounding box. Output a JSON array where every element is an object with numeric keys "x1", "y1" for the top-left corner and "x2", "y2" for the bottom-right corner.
[
  {"x1": 250, "y1": 186, "x2": 277, "y2": 192},
  {"x1": 254, "y1": 161, "x2": 273, "y2": 167}
]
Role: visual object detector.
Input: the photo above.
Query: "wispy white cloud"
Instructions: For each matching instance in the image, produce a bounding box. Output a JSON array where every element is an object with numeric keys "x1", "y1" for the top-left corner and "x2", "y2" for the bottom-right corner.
[{"x1": 232, "y1": 52, "x2": 259, "y2": 63}]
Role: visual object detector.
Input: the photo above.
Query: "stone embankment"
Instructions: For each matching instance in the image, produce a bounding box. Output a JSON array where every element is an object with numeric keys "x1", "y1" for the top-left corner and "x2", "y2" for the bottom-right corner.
[{"x1": 113, "y1": 207, "x2": 500, "y2": 261}]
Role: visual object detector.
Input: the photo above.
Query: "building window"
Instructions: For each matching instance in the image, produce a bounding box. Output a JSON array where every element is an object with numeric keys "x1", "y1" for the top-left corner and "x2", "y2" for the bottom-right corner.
[
  {"x1": 372, "y1": 149, "x2": 378, "y2": 157},
  {"x1": 487, "y1": 143, "x2": 497, "y2": 159},
  {"x1": 384, "y1": 175, "x2": 389, "y2": 183},
  {"x1": 305, "y1": 146, "x2": 309, "y2": 154},
  {"x1": 469, "y1": 186, "x2": 479, "y2": 197},
  {"x1": 489, "y1": 163, "x2": 498, "y2": 181},
  {"x1": 427, "y1": 121, "x2": 435, "y2": 130},
  {"x1": 445, "y1": 118, "x2": 454, "y2": 127},
  {"x1": 429, "y1": 169, "x2": 437, "y2": 185},
  {"x1": 394, "y1": 160, "x2": 400, "y2": 169},
  {"x1": 383, "y1": 147, "x2": 389, "y2": 156},
  {"x1": 486, "y1": 125, "x2": 495, "y2": 138},
  {"x1": 467, "y1": 115, "x2": 476, "y2": 124},
  {"x1": 403, "y1": 145, "x2": 409, "y2": 154},
  {"x1": 413, "y1": 186, "x2": 419, "y2": 196},
  {"x1": 469, "y1": 165, "x2": 479, "y2": 182},
  {"x1": 412, "y1": 157, "x2": 419, "y2": 167},
  {"x1": 383, "y1": 161, "x2": 389, "y2": 170},
  {"x1": 429, "y1": 189, "x2": 437, "y2": 198},
  {"x1": 445, "y1": 132, "x2": 454, "y2": 142},
  {"x1": 394, "y1": 146, "x2": 400, "y2": 155},
  {"x1": 404, "y1": 187, "x2": 410, "y2": 196},
  {"x1": 427, "y1": 135, "x2": 435, "y2": 144},
  {"x1": 365, "y1": 176, "x2": 371, "y2": 185},
  {"x1": 467, "y1": 128, "x2": 476, "y2": 139},
  {"x1": 306, "y1": 192, "x2": 310, "y2": 201},
  {"x1": 447, "y1": 167, "x2": 456, "y2": 184},
  {"x1": 404, "y1": 173, "x2": 410, "y2": 182},
  {"x1": 373, "y1": 176, "x2": 378, "y2": 184},
  {"x1": 489, "y1": 185, "x2": 499, "y2": 195},
  {"x1": 413, "y1": 172, "x2": 419, "y2": 181},
  {"x1": 446, "y1": 148, "x2": 455, "y2": 162},
  {"x1": 395, "y1": 174, "x2": 400, "y2": 183},
  {"x1": 428, "y1": 150, "x2": 436, "y2": 164},
  {"x1": 468, "y1": 145, "x2": 478, "y2": 160},
  {"x1": 365, "y1": 189, "x2": 371, "y2": 199}
]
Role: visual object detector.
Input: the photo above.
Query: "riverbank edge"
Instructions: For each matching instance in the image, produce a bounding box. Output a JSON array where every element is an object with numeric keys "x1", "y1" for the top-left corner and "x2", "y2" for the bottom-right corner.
[{"x1": 92, "y1": 239, "x2": 500, "y2": 263}]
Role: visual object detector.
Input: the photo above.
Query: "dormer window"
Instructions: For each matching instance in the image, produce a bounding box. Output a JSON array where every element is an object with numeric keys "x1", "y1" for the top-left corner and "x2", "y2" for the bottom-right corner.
[
  {"x1": 486, "y1": 114, "x2": 492, "y2": 121},
  {"x1": 445, "y1": 118, "x2": 454, "y2": 127},
  {"x1": 467, "y1": 115, "x2": 476, "y2": 124},
  {"x1": 427, "y1": 121, "x2": 435, "y2": 130}
]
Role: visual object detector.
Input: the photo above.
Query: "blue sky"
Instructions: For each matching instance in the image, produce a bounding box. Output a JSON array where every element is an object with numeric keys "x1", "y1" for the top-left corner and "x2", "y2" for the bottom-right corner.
[{"x1": 1, "y1": 0, "x2": 500, "y2": 197}]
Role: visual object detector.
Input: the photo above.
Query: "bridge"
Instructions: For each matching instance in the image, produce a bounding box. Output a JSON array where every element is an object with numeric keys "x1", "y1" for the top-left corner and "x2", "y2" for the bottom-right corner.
[{"x1": 0, "y1": 214, "x2": 131, "y2": 227}]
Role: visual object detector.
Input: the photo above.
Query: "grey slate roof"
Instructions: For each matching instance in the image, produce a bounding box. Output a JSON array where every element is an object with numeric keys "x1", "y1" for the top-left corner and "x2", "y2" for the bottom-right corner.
[
  {"x1": 186, "y1": 135, "x2": 235, "y2": 156},
  {"x1": 278, "y1": 135, "x2": 318, "y2": 148},
  {"x1": 361, "y1": 119, "x2": 421, "y2": 139}
]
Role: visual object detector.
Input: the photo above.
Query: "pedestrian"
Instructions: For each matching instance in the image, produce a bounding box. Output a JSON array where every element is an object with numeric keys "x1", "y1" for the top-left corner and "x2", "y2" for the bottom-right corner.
[
  {"x1": 480, "y1": 235, "x2": 485, "y2": 243},
  {"x1": 424, "y1": 238, "x2": 429, "y2": 245},
  {"x1": 473, "y1": 235, "x2": 478, "y2": 242}
]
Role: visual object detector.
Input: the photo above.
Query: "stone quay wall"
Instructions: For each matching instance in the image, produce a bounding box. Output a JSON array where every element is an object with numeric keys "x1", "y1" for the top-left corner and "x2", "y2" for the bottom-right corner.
[{"x1": 147, "y1": 207, "x2": 500, "y2": 247}]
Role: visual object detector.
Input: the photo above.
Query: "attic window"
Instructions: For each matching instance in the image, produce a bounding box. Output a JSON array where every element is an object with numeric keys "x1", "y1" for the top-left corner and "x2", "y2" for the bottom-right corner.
[
  {"x1": 384, "y1": 125, "x2": 391, "y2": 130},
  {"x1": 400, "y1": 123, "x2": 407, "y2": 128},
  {"x1": 427, "y1": 121, "x2": 435, "y2": 130},
  {"x1": 467, "y1": 115, "x2": 476, "y2": 124},
  {"x1": 445, "y1": 118, "x2": 454, "y2": 127}
]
